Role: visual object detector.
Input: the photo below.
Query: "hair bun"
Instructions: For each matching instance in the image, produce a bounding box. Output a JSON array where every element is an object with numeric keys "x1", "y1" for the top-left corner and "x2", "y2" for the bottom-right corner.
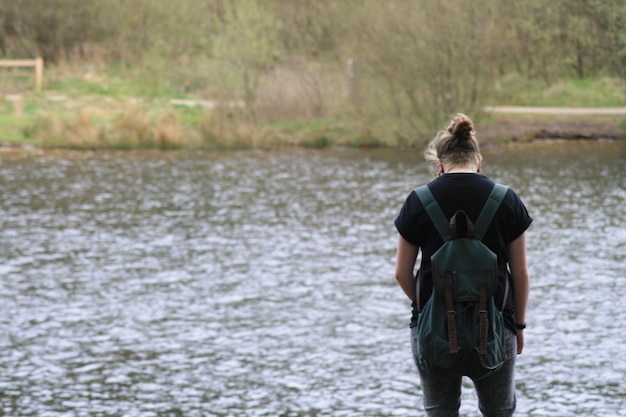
[{"x1": 447, "y1": 113, "x2": 475, "y2": 141}]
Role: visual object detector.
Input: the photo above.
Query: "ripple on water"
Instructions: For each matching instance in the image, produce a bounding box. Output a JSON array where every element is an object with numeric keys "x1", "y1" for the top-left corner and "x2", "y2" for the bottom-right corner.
[{"x1": 0, "y1": 143, "x2": 625, "y2": 416}]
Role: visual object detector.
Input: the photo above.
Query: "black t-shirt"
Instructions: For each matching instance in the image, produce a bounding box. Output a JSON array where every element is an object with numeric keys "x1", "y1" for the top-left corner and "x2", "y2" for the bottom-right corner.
[{"x1": 394, "y1": 173, "x2": 533, "y2": 331}]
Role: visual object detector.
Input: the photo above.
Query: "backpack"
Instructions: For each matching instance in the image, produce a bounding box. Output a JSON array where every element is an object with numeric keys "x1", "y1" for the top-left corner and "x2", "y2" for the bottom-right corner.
[{"x1": 414, "y1": 183, "x2": 509, "y2": 381}]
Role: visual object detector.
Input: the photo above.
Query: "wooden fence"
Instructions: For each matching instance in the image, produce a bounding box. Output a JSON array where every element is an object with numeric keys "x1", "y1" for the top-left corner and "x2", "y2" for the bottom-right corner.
[{"x1": 0, "y1": 57, "x2": 44, "y2": 92}]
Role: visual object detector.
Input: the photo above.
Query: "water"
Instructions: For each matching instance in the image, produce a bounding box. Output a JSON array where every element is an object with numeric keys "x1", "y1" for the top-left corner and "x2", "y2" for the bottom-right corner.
[{"x1": 0, "y1": 141, "x2": 624, "y2": 417}]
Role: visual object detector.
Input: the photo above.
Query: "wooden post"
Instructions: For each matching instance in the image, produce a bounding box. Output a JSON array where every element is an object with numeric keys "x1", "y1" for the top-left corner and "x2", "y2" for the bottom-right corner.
[
  {"x1": 35, "y1": 57, "x2": 43, "y2": 92},
  {"x1": 5, "y1": 95, "x2": 24, "y2": 117}
]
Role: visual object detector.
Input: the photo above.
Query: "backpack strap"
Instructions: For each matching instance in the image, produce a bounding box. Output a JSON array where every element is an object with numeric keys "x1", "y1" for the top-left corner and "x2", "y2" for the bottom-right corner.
[
  {"x1": 445, "y1": 280, "x2": 459, "y2": 354},
  {"x1": 415, "y1": 183, "x2": 508, "y2": 241},
  {"x1": 478, "y1": 282, "x2": 488, "y2": 355},
  {"x1": 473, "y1": 183, "x2": 509, "y2": 241},
  {"x1": 414, "y1": 185, "x2": 450, "y2": 242}
]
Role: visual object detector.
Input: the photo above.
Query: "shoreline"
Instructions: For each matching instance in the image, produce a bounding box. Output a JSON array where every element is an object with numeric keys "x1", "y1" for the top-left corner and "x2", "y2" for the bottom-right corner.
[
  {"x1": 1, "y1": 108, "x2": 625, "y2": 151},
  {"x1": 479, "y1": 113, "x2": 626, "y2": 144}
]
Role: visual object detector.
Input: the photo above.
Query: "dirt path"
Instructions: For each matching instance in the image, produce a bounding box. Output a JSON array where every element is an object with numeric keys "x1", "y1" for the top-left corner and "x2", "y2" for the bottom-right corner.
[{"x1": 485, "y1": 106, "x2": 626, "y2": 116}]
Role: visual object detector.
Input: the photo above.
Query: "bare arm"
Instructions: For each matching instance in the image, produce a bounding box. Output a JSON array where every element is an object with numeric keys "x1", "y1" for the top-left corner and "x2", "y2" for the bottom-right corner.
[
  {"x1": 395, "y1": 235, "x2": 419, "y2": 301},
  {"x1": 508, "y1": 232, "x2": 530, "y2": 354}
]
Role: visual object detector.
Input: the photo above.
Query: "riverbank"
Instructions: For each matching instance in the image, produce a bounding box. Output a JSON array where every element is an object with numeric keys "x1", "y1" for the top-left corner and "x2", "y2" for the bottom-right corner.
[
  {"x1": 2, "y1": 106, "x2": 622, "y2": 151},
  {"x1": 1, "y1": 70, "x2": 626, "y2": 150},
  {"x1": 479, "y1": 113, "x2": 626, "y2": 145},
  {"x1": 3, "y1": 102, "x2": 624, "y2": 150}
]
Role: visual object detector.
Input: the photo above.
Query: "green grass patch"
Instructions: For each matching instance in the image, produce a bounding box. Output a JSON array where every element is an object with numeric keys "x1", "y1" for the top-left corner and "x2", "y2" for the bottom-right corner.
[
  {"x1": 489, "y1": 75, "x2": 626, "y2": 107},
  {"x1": 44, "y1": 63, "x2": 189, "y2": 100}
]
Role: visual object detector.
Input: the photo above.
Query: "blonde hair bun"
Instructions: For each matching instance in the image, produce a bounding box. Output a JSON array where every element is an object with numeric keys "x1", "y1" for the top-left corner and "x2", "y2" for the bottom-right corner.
[{"x1": 447, "y1": 113, "x2": 475, "y2": 142}]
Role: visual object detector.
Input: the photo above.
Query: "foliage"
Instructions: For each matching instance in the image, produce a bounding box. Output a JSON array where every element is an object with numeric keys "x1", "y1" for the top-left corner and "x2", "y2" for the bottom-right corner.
[
  {"x1": 211, "y1": 0, "x2": 281, "y2": 122},
  {"x1": 488, "y1": 76, "x2": 625, "y2": 107},
  {"x1": 341, "y1": 0, "x2": 506, "y2": 136},
  {"x1": 580, "y1": 0, "x2": 626, "y2": 101},
  {"x1": 1, "y1": 0, "x2": 626, "y2": 147}
]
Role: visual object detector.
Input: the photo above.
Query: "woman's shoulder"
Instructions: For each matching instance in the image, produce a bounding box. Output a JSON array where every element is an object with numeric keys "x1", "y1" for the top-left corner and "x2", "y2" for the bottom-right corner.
[
  {"x1": 497, "y1": 183, "x2": 533, "y2": 231},
  {"x1": 497, "y1": 183, "x2": 526, "y2": 206}
]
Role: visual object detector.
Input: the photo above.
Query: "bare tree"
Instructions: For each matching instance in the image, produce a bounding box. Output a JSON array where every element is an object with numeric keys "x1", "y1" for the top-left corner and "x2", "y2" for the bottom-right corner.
[
  {"x1": 332, "y1": 0, "x2": 506, "y2": 140},
  {"x1": 211, "y1": 0, "x2": 281, "y2": 122},
  {"x1": 580, "y1": 0, "x2": 626, "y2": 101}
]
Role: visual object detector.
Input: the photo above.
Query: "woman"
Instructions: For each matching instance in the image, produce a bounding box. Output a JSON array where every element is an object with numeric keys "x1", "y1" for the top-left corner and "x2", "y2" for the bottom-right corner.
[{"x1": 394, "y1": 113, "x2": 532, "y2": 417}]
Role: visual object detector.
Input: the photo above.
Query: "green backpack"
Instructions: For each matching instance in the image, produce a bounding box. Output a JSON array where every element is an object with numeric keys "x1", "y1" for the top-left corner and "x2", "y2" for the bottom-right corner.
[{"x1": 414, "y1": 183, "x2": 509, "y2": 381}]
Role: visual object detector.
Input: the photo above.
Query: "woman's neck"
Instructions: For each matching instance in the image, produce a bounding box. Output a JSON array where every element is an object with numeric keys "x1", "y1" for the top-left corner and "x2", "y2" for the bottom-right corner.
[{"x1": 445, "y1": 165, "x2": 478, "y2": 174}]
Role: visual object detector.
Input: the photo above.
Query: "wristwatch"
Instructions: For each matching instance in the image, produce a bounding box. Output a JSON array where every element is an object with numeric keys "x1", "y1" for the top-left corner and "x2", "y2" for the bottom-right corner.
[{"x1": 516, "y1": 323, "x2": 527, "y2": 330}]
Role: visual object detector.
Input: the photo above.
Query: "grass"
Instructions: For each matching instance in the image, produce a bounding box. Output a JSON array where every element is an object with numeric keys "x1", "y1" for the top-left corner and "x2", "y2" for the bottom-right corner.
[
  {"x1": 1, "y1": 65, "x2": 625, "y2": 150},
  {"x1": 0, "y1": 102, "x2": 34, "y2": 143},
  {"x1": 488, "y1": 75, "x2": 626, "y2": 107}
]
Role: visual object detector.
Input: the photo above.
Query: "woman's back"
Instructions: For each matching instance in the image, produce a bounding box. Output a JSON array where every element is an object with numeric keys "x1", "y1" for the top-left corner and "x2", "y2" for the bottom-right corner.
[{"x1": 393, "y1": 113, "x2": 531, "y2": 416}]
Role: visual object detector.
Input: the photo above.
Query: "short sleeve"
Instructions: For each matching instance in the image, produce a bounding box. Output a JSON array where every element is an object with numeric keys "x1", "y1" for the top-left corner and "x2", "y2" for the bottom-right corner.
[
  {"x1": 505, "y1": 189, "x2": 533, "y2": 242},
  {"x1": 394, "y1": 191, "x2": 422, "y2": 246}
]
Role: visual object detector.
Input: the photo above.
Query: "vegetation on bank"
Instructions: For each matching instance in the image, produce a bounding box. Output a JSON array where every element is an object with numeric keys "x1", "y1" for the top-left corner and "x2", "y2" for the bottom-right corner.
[
  {"x1": 1, "y1": 68, "x2": 624, "y2": 150},
  {"x1": 1, "y1": 0, "x2": 626, "y2": 149}
]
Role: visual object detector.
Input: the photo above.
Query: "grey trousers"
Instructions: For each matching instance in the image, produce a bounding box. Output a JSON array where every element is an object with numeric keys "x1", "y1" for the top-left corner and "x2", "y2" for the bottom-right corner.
[{"x1": 411, "y1": 328, "x2": 518, "y2": 417}]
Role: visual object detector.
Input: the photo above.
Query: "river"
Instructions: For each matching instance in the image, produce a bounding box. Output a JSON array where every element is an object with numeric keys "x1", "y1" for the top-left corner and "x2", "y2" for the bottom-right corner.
[{"x1": 0, "y1": 140, "x2": 624, "y2": 416}]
